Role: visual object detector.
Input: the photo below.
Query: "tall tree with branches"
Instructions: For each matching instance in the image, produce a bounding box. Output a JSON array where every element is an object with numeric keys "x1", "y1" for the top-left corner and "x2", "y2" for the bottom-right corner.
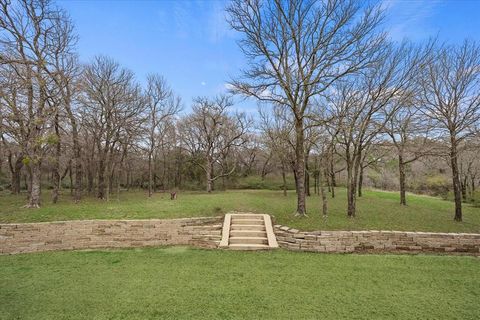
[
  {"x1": 145, "y1": 74, "x2": 181, "y2": 197},
  {"x1": 179, "y1": 95, "x2": 249, "y2": 193},
  {"x1": 330, "y1": 42, "x2": 429, "y2": 217},
  {"x1": 0, "y1": 0, "x2": 74, "y2": 207},
  {"x1": 227, "y1": 0, "x2": 384, "y2": 216},
  {"x1": 79, "y1": 56, "x2": 146, "y2": 200},
  {"x1": 419, "y1": 40, "x2": 480, "y2": 221}
]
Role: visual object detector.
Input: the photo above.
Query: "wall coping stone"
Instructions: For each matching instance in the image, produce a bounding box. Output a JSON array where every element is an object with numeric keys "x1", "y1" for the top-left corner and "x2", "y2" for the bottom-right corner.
[{"x1": 0, "y1": 216, "x2": 223, "y2": 227}]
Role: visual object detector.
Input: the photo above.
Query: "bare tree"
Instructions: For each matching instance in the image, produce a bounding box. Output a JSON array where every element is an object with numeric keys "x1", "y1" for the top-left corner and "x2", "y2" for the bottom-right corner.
[
  {"x1": 0, "y1": 0, "x2": 74, "y2": 207},
  {"x1": 459, "y1": 139, "x2": 480, "y2": 200},
  {"x1": 259, "y1": 105, "x2": 296, "y2": 196},
  {"x1": 419, "y1": 41, "x2": 480, "y2": 221},
  {"x1": 227, "y1": 0, "x2": 384, "y2": 216},
  {"x1": 45, "y1": 11, "x2": 78, "y2": 204},
  {"x1": 180, "y1": 95, "x2": 249, "y2": 192},
  {"x1": 385, "y1": 103, "x2": 435, "y2": 205},
  {"x1": 79, "y1": 56, "x2": 146, "y2": 200},
  {"x1": 330, "y1": 42, "x2": 427, "y2": 217},
  {"x1": 144, "y1": 74, "x2": 181, "y2": 197},
  {"x1": 0, "y1": 68, "x2": 25, "y2": 194},
  {"x1": 357, "y1": 143, "x2": 387, "y2": 198}
]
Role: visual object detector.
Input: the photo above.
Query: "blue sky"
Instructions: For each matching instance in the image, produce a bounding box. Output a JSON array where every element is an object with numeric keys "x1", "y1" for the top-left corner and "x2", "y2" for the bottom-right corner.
[{"x1": 58, "y1": 0, "x2": 480, "y2": 113}]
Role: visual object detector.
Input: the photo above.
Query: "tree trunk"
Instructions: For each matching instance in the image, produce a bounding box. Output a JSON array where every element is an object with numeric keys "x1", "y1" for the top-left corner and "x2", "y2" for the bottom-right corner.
[
  {"x1": 116, "y1": 168, "x2": 121, "y2": 201},
  {"x1": 305, "y1": 171, "x2": 310, "y2": 196},
  {"x1": 319, "y1": 166, "x2": 328, "y2": 217},
  {"x1": 153, "y1": 154, "x2": 157, "y2": 192},
  {"x1": 148, "y1": 151, "x2": 153, "y2": 197},
  {"x1": 294, "y1": 119, "x2": 306, "y2": 215},
  {"x1": 97, "y1": 155, "x2": 106, "y2": 199},
  {"x1": 26, "y1": 163, "x2": 32, "y2": 196},
  {"x1": 347, "y1": 172, "x2": 357, "y2": 217},
  {"x1": 330, "y1": 179, "x2": 335, "y2": 198},
  {"x1": 8, "y1": 153, "x2": 23, "y2": 194},
  {"x1": 281, "y1": 163, "x2": 287, "y2": 197},
  {"x1": 461, "y1": 176, "x2": 467, "y2": 201},
  {"x1": 71, "y1": 122, "x2": 82, "y2": 201},
  {"x1": 261, "y1": 155, "x2": 271, "y2": 180},
  {"x1": 69, "y1": 163, "x2": 73, "y2": 195},
  {"x1": 399, "y1": 154, "x2": 407, "y2": 206},
  {"x1": 27, "y1": 162, "x2": 41, "y2": 208},
  {"x1": 293, "y1": 167, "x2": 298, "y2": 193},
  {"x1": 108, "y1": 162, "x2": 115, "y2": 195},
  {"x1": 347, "y1": 151, "x2": 361, "y2": 217},
  {"x1": 65, "y1": 103, "x2": 82, "y2": 202},
  {"x1": 87, "y1": 165, "x2": 94, "y2": 194},
  {"x1": 52, "y1": 115, "x2": 61, "y2": 204},
  {"x1": 11, "y1": 164, "x2": 22, "y2": 194},
  {"x1": 449, "y1": 137, "x2": 462, "y2": 221},
  {"x1": 358, "y1": 165, "x2": 364, "y2": 198},
  {"x1": 305, "y1": 152, "x2": 311, "y2": 197},
  {"x1": 329, "y1": 158, "x2": 336, "y2": 198},
  {"x1": 24, "y1": 173, "x2": 29, "y2": 195},
  {"x1": 206, "y1": 158, "x2": 213, "y2": 193},
  {"x1": 106, "y1": 159, "x2": 115, "y2": 202}
]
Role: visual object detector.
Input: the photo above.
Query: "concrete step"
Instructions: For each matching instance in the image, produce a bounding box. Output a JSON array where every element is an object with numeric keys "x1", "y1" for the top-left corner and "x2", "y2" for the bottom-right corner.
[
  {"x1": 230, "y1": 213, "x2": 262, "y2": 218},
  {"x1": 229, "y1": 236, "x2": 269, "y2": 245},
  {"x1": 219, "y1": 212, "x2": 279, "y2": 250},
  {"x1": 230, "y1": 219, "x2": 264, "y2": 225},
  {"x1": 230, "y1": 224, "x2": 266, "y2": 231},
  {"x1": 228, "y1": 243, "x2": 271, "y2": 250},
  {"x1": 229, "y1": 230, "x2": 267, "y2": 238}
]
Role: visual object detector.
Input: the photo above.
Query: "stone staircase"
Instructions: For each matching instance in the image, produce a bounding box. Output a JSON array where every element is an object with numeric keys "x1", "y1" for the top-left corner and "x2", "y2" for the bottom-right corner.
[{"x1": 219, "y1": 213, "x2": 278, "y2": 250}]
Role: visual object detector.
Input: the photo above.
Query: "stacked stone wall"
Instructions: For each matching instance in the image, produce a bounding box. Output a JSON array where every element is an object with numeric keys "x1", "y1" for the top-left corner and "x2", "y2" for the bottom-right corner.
[
  {"x1": 0, "y1": 217, "x2": 222, "y2": 254},
  {"x1": 274, "y1": 225, "x2": 480, "y2": 255}
]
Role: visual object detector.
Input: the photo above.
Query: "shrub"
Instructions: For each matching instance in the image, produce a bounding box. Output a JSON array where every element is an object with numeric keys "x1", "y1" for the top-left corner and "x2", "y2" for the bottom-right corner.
[{"x1": 415, "y1": 174, "x2": 450, "y2": 197}]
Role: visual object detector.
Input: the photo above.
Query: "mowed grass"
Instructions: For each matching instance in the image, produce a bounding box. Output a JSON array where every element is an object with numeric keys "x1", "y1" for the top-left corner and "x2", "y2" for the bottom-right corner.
[
  {"x1": 0, "y1": 188, "x2": 479, "y2": 233},
  {"x1": 0, "y1": 247, "x2": 478, "y2": 320}
]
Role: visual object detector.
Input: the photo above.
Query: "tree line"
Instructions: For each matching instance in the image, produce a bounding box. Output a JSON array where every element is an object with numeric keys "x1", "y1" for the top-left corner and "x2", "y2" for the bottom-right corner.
[{"x1": 1, "y1": 0, "x2": 479, "y2": 222}]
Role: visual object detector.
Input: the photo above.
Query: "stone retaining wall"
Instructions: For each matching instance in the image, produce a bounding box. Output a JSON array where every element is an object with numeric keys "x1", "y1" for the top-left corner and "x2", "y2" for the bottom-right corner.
[
  {"x1": 3, "y1": 217, "x2": 479, "y2": 255},
  {"x1": 0, "y1": 217, "x2": 222, "y2": 255},
  {"x1": 274, "y1": 225, "x2": 480, "y2": 255}
]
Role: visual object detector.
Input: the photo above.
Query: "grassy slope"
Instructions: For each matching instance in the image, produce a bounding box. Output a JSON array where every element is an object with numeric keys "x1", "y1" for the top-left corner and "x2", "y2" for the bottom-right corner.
[
  {"x1": 0, "y1": 188, "x2": 479, "y2": 233},
  {"x1": 0, "y1": 247, "x2": 479, "y2": 320}
]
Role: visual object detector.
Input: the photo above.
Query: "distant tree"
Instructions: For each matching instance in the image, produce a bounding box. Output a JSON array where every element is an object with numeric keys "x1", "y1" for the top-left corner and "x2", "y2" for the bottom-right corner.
[
  {"x1": 227, "y1": 0, "x2": 384, "y2": 216},
  {"x1": 357, "y1": 143, "x2": 387, "y2": 198},
  {"x1": 79, "y1": 56, "x2": 146, "y2": 200},
  {"x1": 418, "y1": 41, "x2": 480, "y2": 221},
  {"x1": 330, "y1": 43, "x2": 428, "y2": 217},
  {"x1": 259, "y1": 105, "x2": 296, "y2": 197},
  {"x1": 385, "y1": 103, "x2": 435, "y2": 205},
  {"x1": 0, "y1": 70, "x2": 25, "y2": 194},
  {"x1": 46, "y1": 13, "x2": 79, "y2": 203},
  {"x1": 179, "y1": 95, "x2": 249, "y2": 192},
  {"x1": 144, "y1": 74, "x2": 181, "y2": 197},
  {"x1": 459, "y1": 139, "x2": 480, "y2": 200}
]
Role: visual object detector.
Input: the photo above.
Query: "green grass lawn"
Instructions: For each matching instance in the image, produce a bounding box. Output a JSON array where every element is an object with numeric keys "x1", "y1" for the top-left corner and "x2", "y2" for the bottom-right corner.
[
  {"x1": 0, "y1": 188, "x2": 479, "y2": 233},
  {"x1": 0, "y1": 247, "x2": 478, "y2": 319}
]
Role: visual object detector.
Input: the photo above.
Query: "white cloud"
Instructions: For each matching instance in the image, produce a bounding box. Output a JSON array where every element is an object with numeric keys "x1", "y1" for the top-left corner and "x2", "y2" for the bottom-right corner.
[
  {"x1": 201, "y1": 81, "x2": 207, "y2": 86},
  {"x1": 384, "y1": 0, "x2": 444, "y2": 41},
  {"x1": 224, "y1": 83, "x2": 235, "y2": 91}
]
